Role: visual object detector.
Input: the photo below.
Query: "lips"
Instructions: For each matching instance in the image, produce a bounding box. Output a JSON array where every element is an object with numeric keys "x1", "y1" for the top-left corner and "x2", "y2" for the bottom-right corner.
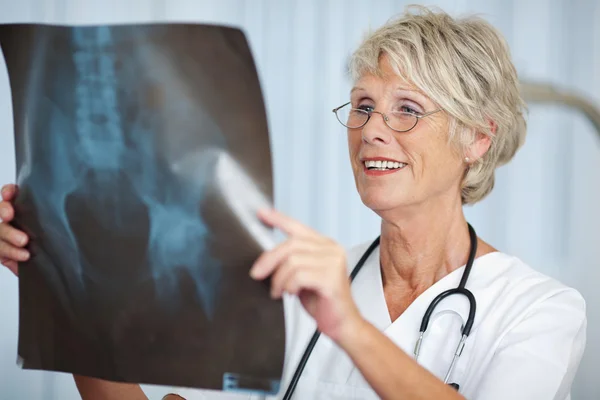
[{"x1": 359, "y1": 157, "x2": 408, "y2": 177}]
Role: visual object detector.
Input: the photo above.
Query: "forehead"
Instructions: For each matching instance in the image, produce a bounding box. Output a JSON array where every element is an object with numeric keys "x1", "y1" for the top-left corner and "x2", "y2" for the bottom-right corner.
[
  {"x1": 351, "y1": 74, "x2": 430, "y2": 105},
  {"x1": 351, "y1": 56, "x2": 428, "y2": 99}
]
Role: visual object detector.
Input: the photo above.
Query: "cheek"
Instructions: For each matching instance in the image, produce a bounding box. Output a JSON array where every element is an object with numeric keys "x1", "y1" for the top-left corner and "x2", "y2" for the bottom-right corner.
[
  {"x1": 410, "y1": 135, "x2": 462, "y2": 181},
  {"x1": 422, "y1": 144, "x2": 464, "y2": 183},
  {"x1": 347, "y1": 132, "x2": 361, "y2": 160}
]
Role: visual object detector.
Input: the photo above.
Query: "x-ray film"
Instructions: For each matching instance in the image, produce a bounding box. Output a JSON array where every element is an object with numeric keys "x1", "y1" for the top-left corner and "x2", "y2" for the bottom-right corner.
[{"x1": 0, "y1": 23, "x2": 285, "y2": 394}]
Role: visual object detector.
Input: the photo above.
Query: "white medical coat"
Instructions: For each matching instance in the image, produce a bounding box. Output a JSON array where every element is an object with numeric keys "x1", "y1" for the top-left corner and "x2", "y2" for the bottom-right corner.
[{"x1": 148, "y1": 241, "x2": 587, "y2": 400}]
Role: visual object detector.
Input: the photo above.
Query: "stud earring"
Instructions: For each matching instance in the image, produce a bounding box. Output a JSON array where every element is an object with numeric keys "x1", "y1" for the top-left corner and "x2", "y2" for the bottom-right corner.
[{"x1": 464, "y1": 157, "x2": 470, "y2": 163}]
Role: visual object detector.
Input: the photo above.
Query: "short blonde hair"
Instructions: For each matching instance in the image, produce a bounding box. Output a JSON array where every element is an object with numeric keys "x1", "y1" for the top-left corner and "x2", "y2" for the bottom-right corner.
[{"x1": 349, "y1": 5, "x2": 527, "y2": 204}]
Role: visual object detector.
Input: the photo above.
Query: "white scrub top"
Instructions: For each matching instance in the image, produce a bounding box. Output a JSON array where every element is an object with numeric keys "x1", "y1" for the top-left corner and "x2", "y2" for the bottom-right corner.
[{"x1": 145, "y1": 241, "x2": 587, "y2": 400}]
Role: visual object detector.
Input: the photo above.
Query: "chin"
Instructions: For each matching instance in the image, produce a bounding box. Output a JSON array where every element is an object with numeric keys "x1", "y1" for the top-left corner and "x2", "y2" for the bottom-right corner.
[{"x1": 359, "y1": 189, "x2": 412, "y2": 213}]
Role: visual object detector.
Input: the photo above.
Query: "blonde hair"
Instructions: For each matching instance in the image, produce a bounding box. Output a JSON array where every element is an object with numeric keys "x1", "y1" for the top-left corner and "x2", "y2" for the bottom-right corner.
[{"x1": 349, "y1": 5, "x2": 527, "y2": 204}]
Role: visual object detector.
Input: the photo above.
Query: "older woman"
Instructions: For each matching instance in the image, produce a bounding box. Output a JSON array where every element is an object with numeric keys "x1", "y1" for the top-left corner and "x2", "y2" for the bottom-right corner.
[{"x1": 0, "y1": 6, "x2": 586, "y2": 400}]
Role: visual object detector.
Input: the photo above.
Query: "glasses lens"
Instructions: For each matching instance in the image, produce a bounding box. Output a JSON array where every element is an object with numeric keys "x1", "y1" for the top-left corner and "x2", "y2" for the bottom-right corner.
[
  {"x1": 335, "y1": 104, "x2": 368, "y2": 128},
  {"x1": 388, "y1": 111, "x2": 418, "y2": 132}
]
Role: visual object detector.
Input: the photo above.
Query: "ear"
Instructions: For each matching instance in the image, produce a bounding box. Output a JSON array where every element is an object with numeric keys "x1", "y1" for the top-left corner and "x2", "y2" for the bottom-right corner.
[{"x1": 465, "y1": 121, "x2": 495, "y2": 163}]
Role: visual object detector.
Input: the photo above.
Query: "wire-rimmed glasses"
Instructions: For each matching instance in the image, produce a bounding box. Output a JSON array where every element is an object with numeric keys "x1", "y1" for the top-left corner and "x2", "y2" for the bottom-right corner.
[{"x1": 332, "y1": 102, "x2": 442, "y2": 132}]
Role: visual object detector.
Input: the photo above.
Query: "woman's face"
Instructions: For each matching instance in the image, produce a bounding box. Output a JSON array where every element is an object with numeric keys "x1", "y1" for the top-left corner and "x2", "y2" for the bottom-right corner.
[{"x1": 348, "y1": 58, "x2": 466, "y2": 214}]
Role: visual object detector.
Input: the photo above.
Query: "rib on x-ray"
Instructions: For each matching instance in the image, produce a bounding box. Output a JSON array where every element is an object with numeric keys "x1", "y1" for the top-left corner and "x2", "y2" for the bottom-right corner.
[{"x1": 0, "y1": 23, "x2": 284, "y2": 394}]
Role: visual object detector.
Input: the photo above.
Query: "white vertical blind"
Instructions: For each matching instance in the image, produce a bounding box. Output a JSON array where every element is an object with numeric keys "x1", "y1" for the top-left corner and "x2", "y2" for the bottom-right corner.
[{"x1": 0, "y1": 0, "x2": 598, "y2": 398}]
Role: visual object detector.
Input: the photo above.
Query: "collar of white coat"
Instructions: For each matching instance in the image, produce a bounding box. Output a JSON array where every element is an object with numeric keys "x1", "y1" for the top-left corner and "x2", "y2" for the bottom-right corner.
[{"x1": 348, "y1": 244, "x2": 509, "y2": 355}]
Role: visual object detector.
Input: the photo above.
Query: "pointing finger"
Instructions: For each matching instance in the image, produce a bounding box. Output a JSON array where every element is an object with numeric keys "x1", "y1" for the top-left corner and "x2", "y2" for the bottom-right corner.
[{"x1": 257, "y1": 208, "x2": 317, "y2": 238}]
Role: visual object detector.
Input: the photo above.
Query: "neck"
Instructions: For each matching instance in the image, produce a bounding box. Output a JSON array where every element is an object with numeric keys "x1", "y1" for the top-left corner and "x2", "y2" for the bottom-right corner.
[{"x1": 378, "y1": 194, "x2": 483, "y2": 298}]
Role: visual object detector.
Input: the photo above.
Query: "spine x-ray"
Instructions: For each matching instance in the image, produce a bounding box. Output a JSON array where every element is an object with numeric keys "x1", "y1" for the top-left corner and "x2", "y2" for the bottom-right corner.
[{"x1": 0, "y1": 23, "x2": 284, "y2": 395}]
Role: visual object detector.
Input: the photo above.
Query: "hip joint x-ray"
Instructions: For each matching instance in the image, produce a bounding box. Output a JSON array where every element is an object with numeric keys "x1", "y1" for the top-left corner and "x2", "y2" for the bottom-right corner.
[{"x1": 0, "y1": 22, "x2": 284, "y2": 394}]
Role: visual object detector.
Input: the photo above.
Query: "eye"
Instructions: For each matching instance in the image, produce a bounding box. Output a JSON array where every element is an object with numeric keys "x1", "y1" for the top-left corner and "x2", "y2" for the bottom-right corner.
[
  {"x1": 392, "y1": 98, "x2": 423, "y2": 116},
  {"x1": 399, "y1": 105, "x2": 420, "y2": 115},
  {"x1": 357, "y1": 104, "x2": 374, "y2": 113}
]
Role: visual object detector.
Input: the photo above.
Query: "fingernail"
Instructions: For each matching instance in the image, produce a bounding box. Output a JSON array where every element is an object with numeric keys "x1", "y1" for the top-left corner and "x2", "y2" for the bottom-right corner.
[
  {"x1": 258, "y1": 208, "x2": 273, "y2": 216},
  {"x1": 249, "y1": 267, "x2": 258, "y2": 279},
  {"x1": 19, "y1": 235, "x2": 27, "y2": 245}
]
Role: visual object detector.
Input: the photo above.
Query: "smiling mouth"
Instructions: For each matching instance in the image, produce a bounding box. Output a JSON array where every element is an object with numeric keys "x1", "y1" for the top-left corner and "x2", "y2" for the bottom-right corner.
[{"x1": 363, "y1": 160, "x2": 408, "y2": 171}]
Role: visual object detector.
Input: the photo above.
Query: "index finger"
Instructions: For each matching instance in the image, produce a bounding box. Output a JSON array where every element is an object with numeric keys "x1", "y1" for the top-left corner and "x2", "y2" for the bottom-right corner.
[
  {"x1": 257, "y1": 208, "x2": 316, "y2": 237},
  {"x1": 1, "y1": 184, "x2": 17, "y2": 202}
]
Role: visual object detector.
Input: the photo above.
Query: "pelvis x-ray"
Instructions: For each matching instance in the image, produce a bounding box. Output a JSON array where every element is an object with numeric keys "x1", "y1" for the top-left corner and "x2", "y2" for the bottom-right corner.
[{"x1": 0, "y1": 23, "x2": 284, "y2": 394}]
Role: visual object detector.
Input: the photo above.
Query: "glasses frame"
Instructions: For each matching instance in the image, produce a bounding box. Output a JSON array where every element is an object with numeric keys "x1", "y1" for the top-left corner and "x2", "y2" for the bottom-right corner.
[{"x1": 332, "y1": 101, "x2": 443, "y2": 133}]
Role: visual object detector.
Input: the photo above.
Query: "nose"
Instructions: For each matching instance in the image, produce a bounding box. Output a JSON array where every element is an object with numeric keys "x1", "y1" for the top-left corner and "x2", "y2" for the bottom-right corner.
[{"x1": 361, "y1": 111, "x2": 392, "y2": 145}]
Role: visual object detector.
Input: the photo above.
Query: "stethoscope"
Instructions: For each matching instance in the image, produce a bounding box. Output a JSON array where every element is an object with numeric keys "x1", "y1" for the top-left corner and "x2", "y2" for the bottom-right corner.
[{"x1": 282, "y1": 223, "x2": 478, "y2": 399}]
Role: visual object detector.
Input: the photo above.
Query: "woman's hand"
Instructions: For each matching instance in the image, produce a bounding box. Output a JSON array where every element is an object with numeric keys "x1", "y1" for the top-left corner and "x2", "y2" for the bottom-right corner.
[
  {"x1": 0, "y1": 184, "x2": 30, "y2": 276},
  {"x1": 249, "y1": 208, "x2": 363, "y2": 342}
]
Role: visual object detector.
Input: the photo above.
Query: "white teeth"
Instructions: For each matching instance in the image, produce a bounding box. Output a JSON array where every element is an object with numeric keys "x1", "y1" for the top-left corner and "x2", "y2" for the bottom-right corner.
[{"x1": 364, "y1": 160, "x2": 407, "y2": 170}]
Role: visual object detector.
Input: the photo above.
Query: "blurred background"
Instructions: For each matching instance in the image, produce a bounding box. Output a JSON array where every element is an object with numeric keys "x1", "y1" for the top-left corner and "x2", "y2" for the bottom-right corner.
[{"x1": 0, "y1": 0, "x2": 598, "y2": 399}]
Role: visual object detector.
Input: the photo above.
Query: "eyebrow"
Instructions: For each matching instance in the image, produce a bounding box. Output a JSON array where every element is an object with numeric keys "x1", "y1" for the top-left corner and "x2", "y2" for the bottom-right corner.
[
  {"x1": 350, "y1": 86, "x2": 428, "y2": 102},
  {"x1": 394, "y1": 88, "x2": 428, "y2": 103}
]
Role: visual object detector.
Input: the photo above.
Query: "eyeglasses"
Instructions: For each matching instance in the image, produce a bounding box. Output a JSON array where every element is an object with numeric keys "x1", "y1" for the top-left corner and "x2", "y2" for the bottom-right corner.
[{"x1": 332, "y1": 102, "x2": 443, "y2": 133}]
